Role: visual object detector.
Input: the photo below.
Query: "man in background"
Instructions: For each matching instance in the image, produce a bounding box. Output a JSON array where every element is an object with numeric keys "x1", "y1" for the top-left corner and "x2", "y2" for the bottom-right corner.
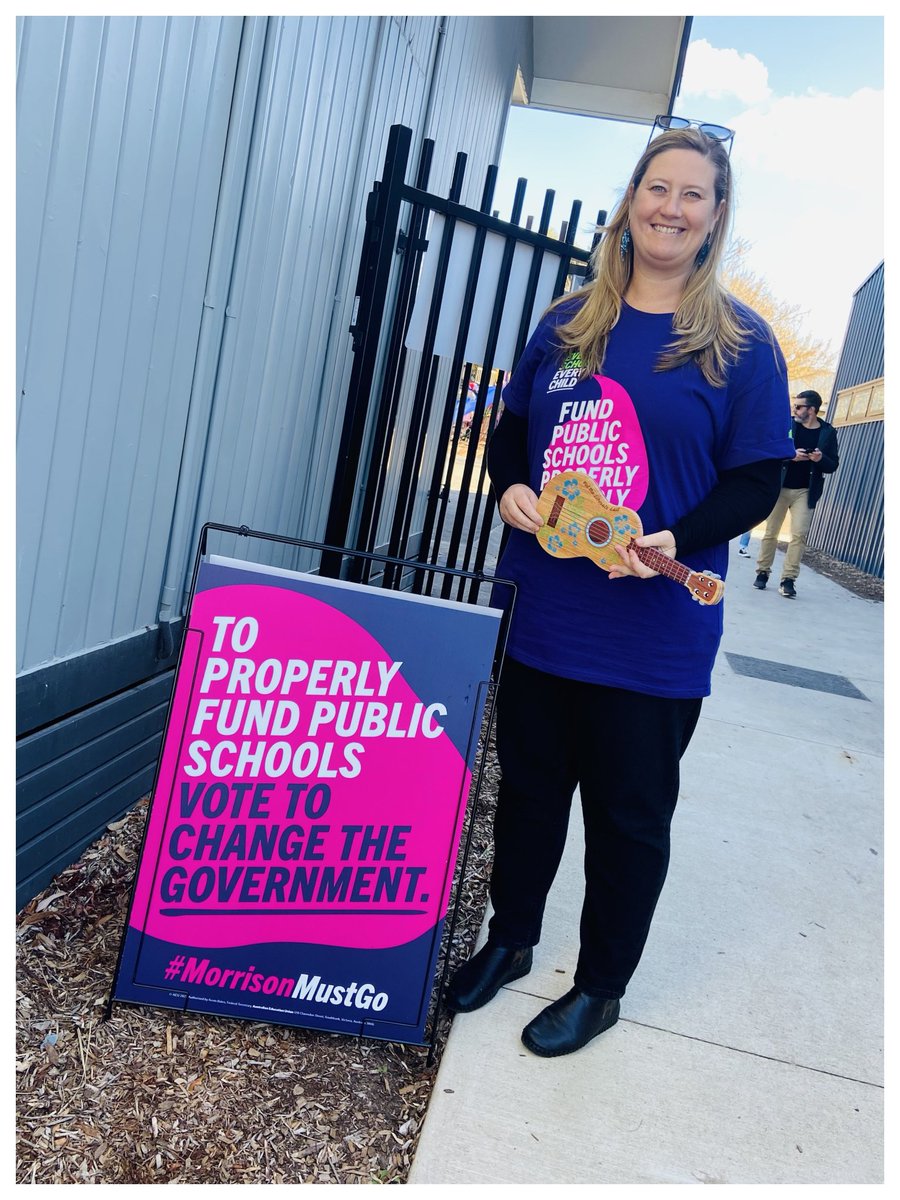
[{"x1": 754, "y1": 390, "x2": 839, "y2": 598}]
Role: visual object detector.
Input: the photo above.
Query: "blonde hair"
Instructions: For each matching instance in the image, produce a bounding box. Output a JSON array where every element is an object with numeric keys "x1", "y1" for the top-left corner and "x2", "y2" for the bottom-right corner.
[{"x1": 552, "y1": 127, "x2": 749, "y2": 387}]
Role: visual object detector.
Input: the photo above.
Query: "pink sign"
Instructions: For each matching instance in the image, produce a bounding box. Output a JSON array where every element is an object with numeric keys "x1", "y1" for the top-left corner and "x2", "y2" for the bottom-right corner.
[
  {"x1": 114, "y1": 558, "x2": 503, "y2": 1043},
  {"x1": 540, "y1": 375, "x2": 649, "y2": 509}
]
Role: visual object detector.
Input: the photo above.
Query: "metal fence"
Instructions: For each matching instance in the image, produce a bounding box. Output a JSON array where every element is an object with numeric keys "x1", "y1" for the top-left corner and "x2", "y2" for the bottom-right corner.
[{"x1": 322, "y1": 123, "x2": 602, "y2": 604}]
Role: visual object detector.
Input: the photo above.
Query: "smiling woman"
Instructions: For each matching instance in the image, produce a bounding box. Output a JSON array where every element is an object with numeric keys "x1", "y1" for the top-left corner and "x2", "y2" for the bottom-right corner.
[
  {"x1": 444, "y1": 125, "x2": 796, "y2": 1059},
  {"x1": 551, "y1": 126, "x2": 746, "y2": 388},
  {"x1": 628, "y1": 148, "x2": 722, "y2": 290}
]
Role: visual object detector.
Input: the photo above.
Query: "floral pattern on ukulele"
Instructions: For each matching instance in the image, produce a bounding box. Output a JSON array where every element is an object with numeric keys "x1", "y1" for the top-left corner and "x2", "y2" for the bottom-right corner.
[{"x1": 535, "y1": 471, "x2": 724, "y2": 605}]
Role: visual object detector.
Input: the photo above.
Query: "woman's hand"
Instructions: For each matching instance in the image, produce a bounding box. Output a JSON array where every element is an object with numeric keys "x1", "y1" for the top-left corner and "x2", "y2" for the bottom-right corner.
[
  {"x1": 608, "y1": 530, "x2": 677, "y2": 579},
  {"x1": 499, "y1": 483, "x2": 543, "y2": 534}
]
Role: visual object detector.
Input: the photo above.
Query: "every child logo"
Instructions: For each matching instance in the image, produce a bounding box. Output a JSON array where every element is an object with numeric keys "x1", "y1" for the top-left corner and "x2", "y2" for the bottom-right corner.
[
  {"x1": 546, "y1": 350, "x2": 583, "y2": 393},
  {"x1": 540, "y1": 374, "x2": 649, "y2": 507}
]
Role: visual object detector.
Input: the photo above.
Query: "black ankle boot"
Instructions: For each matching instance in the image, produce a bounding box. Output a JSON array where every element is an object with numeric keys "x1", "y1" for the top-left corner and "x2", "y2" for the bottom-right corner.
[
  {"x1": 444, "y1": 943, "x2": 533, "y2": 1013},
  {"x1": 521, "y1": 988, "x2": 620, "y2": 1056}
]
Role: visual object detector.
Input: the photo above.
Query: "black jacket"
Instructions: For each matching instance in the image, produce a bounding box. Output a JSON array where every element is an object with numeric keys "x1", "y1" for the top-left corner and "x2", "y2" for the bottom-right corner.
[{"x1": 799, "y1": 418, "x2": 839, "y2": 509}]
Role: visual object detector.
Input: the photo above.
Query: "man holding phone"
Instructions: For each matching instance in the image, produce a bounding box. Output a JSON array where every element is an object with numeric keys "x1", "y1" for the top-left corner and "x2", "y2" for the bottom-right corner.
[{"x1": 754, "y1": 390, "x2": 839, "y2": 597}]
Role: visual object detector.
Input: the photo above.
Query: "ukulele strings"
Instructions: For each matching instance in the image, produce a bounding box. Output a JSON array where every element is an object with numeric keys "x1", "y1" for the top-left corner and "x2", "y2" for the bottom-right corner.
[
  {"x1": 576, "y1": 517, "x2": 683, "y2": 577},
  {"x1": 558, "y1": 507, "x2": 720, "y2": 598}
]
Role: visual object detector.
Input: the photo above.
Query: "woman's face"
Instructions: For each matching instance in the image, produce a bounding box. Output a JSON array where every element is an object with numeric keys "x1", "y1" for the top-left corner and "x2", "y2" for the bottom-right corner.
[{"x1": 628, "y1": 148, "x2": 723, "y2": 277}]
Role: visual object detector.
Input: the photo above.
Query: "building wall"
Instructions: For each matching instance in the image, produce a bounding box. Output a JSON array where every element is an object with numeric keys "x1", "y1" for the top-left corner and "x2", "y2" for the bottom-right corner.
[
  {"x1": 807, "y1": 420, "x2": 883, "y2": 578},
  {"x1": 16, "y1": 15, "x2": 245, "y2": 674},
  {"x1": 831, "y1": 263, "x2": 884, "y2": 396},
  {"x1": 16, "y1": 13, "x2": 531, "y2": 906},
  {"x1": 807, "y1": 263, "x2": 884, "y2": 578}
]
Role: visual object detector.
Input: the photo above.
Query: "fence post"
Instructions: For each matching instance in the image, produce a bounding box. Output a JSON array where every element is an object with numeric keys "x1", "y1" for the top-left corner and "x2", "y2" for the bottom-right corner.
[{"x1": 321, "y1": 124, "x2": 413, "y2": 576}]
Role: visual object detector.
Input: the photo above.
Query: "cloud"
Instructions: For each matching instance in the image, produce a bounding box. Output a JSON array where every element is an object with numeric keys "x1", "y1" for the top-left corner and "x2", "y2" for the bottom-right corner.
[
  {"x1": 732, "y1": 87, "x2": 883, "y2": 185},
  {"x1": 727, "y1": 87, "x2": 883, "y2": 349},
  {"x1": 681, "y1": 38, "x2": 771, "y2": 105}
]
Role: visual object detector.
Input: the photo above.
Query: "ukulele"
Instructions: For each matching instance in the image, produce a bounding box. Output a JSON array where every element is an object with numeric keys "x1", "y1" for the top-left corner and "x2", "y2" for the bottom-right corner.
[{"x1": 535, "y1": 472, "x2": 724, "y2": 606}]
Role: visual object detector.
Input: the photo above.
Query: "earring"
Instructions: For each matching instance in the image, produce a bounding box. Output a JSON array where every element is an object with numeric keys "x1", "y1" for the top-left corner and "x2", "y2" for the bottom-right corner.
[
  {"x1": 619, "y1": 226, "x2": 632, "y2": 260},
  {"x1": 695, "y1": 235, "x2": 711, "y2": 266}
]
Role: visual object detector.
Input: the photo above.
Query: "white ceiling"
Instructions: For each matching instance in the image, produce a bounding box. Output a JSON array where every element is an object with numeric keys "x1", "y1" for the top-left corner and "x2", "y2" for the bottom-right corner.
[{"x1": 515, "y1": 16, "x2": 691, "y2": 126}]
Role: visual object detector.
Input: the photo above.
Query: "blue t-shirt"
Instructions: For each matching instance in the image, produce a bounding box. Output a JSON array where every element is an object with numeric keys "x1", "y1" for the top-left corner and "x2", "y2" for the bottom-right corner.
[{"x1": 497, "y1": 297, "x2": 794, "y2": 698}]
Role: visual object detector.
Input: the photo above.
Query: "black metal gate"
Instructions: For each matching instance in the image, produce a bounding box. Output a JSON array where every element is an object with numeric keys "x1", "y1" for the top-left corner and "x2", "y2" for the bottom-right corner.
[{"x1": 323, "y1": 123, "x2": 603, "y2": 603}]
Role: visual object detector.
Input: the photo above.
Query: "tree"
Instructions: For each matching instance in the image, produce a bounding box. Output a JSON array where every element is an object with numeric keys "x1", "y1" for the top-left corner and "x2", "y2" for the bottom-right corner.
[{"x1": 721, "y1": 240, "x2": 835, "y2": 388}]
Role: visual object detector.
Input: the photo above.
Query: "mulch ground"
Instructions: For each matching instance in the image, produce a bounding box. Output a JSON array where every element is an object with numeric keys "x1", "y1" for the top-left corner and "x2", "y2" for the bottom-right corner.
[
  {"x1": 16, "y1": 730, "x2": 501, "y2": 1184},
  {"x1": 795, "y1": 545, "x2": 883, "y2": 602},
  {"x1": 16, "y1": 550, "x2": 880, "y2": 1183}
]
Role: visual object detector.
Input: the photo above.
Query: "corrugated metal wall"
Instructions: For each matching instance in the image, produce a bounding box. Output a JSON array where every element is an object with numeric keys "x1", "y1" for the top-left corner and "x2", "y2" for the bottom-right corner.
[
  {"x1": 425, "y1": 16, "x2": 531, "y2": 200},
  {"x1": 807, "y1": 420, "x2": 883, "y2": 577},
  {"x1": 16, "y1": 13, "x2": 530, "y2": 906},
  {"x1": 348, "y1": 17, "x2": 537, "y2": 561},
  {"x1": 832, "y1": 263, "x2": 884, "y2": 394},
  {"x1": 807, "y1": 262, "x2": 884, "y2": 578},
  {"x1": 16, "y1": 15, "x2": 245, "y2": 672},
  {"x1": 171, "y1": 16, "x2": 394, "y2": 586}
]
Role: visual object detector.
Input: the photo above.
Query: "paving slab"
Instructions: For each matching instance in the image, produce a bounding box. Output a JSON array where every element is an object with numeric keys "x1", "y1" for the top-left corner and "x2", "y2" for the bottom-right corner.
[
  {"x1": 410, "y1": 543, "x2": 884, "y2": 1185},
  {"x1": 631, "y1": 722, "x2": 883, "y2": 1082},
  {"x1": 411, "y1": 987, "x2": 882, "y2": 1185}
]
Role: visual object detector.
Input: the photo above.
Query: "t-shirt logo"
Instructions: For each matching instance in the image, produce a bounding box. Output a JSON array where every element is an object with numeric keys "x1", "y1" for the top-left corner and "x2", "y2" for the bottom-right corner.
[
  {"x1": 547, "y1": 350, "x2": 583, "y2": 393},
  {"x1": 540, "y1": 374, "x2": 649, "y2": 509}
]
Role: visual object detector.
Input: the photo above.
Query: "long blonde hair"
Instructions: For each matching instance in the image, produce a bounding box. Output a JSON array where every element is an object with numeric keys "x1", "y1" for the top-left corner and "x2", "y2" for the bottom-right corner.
[{"x1": 552, "y1": 127, "x2": 748, "y2": 387}]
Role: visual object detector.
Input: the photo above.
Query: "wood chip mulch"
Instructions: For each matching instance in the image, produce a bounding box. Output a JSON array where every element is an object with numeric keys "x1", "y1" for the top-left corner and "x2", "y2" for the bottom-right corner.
[
  {"x1": 798, "y1": 545, "x2": 883, "y2": 602},
  {"x1": 18, "y1": 547, "x2": 879, "y2": 1184},
  {"x1": 16, "y1": 727, "x2": 501, "y2": 1185}
]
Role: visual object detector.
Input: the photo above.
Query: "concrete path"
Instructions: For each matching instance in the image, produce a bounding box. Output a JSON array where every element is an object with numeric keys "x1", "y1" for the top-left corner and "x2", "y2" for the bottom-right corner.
[{"x1": 410, "y1": 537, "x2": 884, "y2": 1186}]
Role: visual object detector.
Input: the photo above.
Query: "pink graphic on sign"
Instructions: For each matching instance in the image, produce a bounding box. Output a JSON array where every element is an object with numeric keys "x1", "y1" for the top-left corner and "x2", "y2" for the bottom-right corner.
[
  {"x1": 129, "y1": 584, "x2": 473, "y2": 952},
  {"x1": 540, "y1": 375, "x2": 649, "y2": 508}
]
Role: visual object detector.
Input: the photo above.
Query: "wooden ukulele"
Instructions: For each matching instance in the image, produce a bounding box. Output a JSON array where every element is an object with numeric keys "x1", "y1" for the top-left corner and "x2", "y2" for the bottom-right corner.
[{"x1": 535, "y1": 471, "x2": 724, "y2": 606}]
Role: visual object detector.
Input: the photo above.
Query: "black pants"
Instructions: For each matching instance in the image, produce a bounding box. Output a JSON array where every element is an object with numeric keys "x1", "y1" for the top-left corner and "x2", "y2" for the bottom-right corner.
[{"x1": 487, "y1": 657, "x2": 702, "y2": 999}]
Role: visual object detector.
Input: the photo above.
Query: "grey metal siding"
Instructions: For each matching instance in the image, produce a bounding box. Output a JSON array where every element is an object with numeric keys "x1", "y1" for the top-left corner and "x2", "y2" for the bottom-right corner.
[
  {"x1": 177, "y1": 15, "x2": 530, "y2": 585},
  {"x1": 807, "y1": 261, "x2": 884, "y2": 578},
  {"x1": 16, "y1": 672, "x2": 173, "y2": 909},
  {"x1": 424, "y1": 16, "x2": 532, "y2": 201},
  {"x1": 16, "y1": 15, "x2": 244, "y2": 672},
  {"x1": 807, "y1": 420, "x2": 883, "y2": 578},
  {"x1": 181, "y1": 16, "x2": 398, "y2": 580},
  {"x1": 17, "y1": 13, "x2": 530, "y2": 905},
  {"x1": 351, "y1": 17, "x2": 531, "y2": 557},
  {"x1": 832, "y1": 263, "x2": 884, "y2": 395}
]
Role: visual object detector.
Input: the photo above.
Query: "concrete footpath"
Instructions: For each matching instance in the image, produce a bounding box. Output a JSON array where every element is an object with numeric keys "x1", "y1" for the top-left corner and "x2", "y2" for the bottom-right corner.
[{"x1": 409, "y1": 537, "x2": 884, "y2": 1186}]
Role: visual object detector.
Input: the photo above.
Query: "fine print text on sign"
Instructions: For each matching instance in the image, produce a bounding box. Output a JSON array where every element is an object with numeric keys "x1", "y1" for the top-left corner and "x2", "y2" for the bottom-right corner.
[{"x1": 113, "y1": 555, "x2": 504, "y2": 1044}]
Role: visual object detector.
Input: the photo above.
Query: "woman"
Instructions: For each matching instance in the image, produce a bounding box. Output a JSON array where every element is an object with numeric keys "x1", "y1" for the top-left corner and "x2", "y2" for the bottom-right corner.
[{"x1": 445, "y1": 126, "x2": 794, "y2": 1057}]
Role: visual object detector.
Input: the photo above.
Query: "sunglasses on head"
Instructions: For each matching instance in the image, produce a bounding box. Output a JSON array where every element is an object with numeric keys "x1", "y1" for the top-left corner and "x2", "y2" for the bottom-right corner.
[{"x1": 647, "y1": 114, "x2": 735, "y2": 150}]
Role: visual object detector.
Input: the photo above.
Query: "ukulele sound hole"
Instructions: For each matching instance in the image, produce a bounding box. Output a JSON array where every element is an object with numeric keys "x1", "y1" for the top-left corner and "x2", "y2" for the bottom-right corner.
[{"x1": 586, "y1": 518, "x2": 613, "y2": 548}]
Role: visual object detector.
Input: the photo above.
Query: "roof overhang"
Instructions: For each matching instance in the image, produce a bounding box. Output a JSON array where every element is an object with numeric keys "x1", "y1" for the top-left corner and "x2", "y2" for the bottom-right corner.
[{"x1": 514, "y1": 16, "x2": 692, "y2": 126}]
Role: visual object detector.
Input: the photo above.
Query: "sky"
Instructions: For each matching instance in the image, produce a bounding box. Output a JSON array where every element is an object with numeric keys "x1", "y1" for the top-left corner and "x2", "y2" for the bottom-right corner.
[{"x1": 492, "y1": 14, "x2": 884, "y2": 358}]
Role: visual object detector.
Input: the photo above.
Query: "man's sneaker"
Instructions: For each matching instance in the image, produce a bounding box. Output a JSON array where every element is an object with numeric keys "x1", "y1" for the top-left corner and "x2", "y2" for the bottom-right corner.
[
  {"x1": 753, "y1": 572, "x2": 769, "y2": 589},
  {"x1": 779, "y1": 578, "x2": 797, "y2": 598},
  {"x1": 738, "y1": 546, "x2": 751, "y2": 557}
]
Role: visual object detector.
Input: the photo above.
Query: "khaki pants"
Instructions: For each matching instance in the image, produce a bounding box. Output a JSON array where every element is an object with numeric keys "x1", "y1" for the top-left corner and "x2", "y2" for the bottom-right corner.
[{"x1": 756, "y1": 487, "x2": 812, "y2": 581}]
